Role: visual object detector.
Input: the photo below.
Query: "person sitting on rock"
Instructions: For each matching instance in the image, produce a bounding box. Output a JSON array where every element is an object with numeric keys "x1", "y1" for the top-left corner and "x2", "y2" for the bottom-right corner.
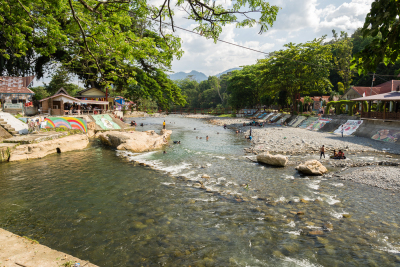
[{"x1": 332, "y1": 150, "x2": 338, "y2": 158}]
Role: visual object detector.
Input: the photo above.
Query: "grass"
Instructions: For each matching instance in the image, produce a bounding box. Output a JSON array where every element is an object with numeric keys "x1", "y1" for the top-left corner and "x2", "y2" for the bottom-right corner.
[{"x1": 218, "y1": 114, "x2": 236, "y2": 118}]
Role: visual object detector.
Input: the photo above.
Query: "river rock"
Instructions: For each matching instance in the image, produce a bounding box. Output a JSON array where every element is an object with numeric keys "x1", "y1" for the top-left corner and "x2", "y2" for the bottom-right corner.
[
  {"x1": 256, "y1": 152, "x2": 288, "y2": 167},
  {"x1": 296, "y1": 160, "x2": 328, "y2": 176},
  {"x1": 9, "y1": 134, "x2": 89, "y2": 162},
  {"x1": 97, "y1": 130, "x2": 172, "y2": 152}
]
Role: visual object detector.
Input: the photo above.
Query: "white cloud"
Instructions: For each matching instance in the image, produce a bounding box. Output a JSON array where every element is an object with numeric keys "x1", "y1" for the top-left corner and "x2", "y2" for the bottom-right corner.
[{"x1": 170, "y1": 0, "x2": 374, "y2": 76}]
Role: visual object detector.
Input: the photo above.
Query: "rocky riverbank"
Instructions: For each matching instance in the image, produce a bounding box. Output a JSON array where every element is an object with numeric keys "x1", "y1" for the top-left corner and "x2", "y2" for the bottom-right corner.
[
  {"x1": 203, "y1": 116, "x2": 400, "y2": 155},
  {"x1": 0, "y1": 228, "x2": 98, "y2": 267},
  {"x1": 97, "y1": 129, "x2": 172, "y2": 152},
  {"x1": 330, "y1": 166, "x2": 400, "y2": 191},
  {"x1": 8, "y1": 134, "x2": 89, "y2": 162}
]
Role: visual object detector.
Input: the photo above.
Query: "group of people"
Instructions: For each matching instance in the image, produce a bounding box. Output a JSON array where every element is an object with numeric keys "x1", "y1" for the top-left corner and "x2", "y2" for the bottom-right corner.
[
  {"x1": 27, "y1": 117, "x2": 47, "y2": 133},
  {"x1": 320, "y1": 145, "x2": 346, "y2": 160}
]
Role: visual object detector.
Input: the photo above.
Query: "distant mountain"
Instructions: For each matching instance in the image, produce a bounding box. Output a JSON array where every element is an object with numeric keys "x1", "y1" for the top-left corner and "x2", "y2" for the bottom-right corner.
[
  {"x1": 169, "y1": 67, "x2": 242, "y2": 82},
  {"x1": 215, "y1": 67, "x2": 242, "y2": 77},
  {"x1": 169, "y1": 70, "x2": 208, "y2": 82}
]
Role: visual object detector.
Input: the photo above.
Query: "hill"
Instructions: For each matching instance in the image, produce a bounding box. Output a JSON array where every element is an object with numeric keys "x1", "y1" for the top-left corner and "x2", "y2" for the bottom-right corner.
[
  {"x1": 168, "y1": 70, "x2": 208, "y2": 82},
  {"x1": 215, "y1": 68, "x2": 242, "y2": 77}
]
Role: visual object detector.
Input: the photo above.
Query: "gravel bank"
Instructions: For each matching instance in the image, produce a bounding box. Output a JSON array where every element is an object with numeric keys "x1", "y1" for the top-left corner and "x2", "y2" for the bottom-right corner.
[
  {"x1": 201, "y1": 116, "x2": 400, "y2": 155},
  {"x1": 335, "y1": 166, "x2": 400, "y2": 191}
]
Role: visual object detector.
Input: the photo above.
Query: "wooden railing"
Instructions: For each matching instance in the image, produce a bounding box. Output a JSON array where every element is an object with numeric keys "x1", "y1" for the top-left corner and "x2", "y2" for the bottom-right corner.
[{"x1": 361, "y1": 111, "x2": 400, "y2": 120}]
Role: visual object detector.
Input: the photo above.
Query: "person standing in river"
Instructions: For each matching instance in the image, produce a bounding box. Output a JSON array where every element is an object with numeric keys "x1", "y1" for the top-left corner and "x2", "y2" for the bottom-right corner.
[
  {"x1": 163, "y1": 120, "x2": 166, "y2": 130},
  {"x1": 340, "y1": 125, "x2": 344, "y2": 137},
  {"x1": 249, "y1": 127, "x2": 252, "y2": 138},
  {"x1": 320, "y1": 145, "x2": 325, "y2": 159}
]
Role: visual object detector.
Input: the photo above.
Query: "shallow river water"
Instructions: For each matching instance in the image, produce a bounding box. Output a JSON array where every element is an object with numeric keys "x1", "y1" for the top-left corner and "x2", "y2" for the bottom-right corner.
[{"x1": 1, "y1": 117, "x2": 400, "y2": 266}]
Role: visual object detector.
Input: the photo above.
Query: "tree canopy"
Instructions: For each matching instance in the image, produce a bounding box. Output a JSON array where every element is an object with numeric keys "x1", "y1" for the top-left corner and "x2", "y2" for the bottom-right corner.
[
  {"x1": 355, "y1": 0, "x2": 400, "y2": 72},
  {"x1": 0, "y1": 0, "x2": 279, "y2": 108}
]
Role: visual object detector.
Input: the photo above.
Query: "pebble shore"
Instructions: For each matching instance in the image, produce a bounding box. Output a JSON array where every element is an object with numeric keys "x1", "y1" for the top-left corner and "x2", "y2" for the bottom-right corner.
[
  {"x1": 184, "y1": 115, "x2": 400, "y2": 191},
  {"x1": 337, "y1": 166, "x2": 400, "y2": 191}
]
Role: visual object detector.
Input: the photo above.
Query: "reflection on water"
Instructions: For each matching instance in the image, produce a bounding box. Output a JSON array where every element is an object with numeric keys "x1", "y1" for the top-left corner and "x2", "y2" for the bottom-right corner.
[{"x1": 1, "y1": 117, "x2": 400, "y2": 266}]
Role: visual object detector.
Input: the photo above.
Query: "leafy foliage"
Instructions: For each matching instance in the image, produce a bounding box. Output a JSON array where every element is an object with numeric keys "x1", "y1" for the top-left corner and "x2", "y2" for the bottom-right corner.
[
  {"x1": 355, "y1": 0, "x2": 400, "y2": 72},
  {"x1": 1, "y1": 0, "x2": 280, "y2": 108}
]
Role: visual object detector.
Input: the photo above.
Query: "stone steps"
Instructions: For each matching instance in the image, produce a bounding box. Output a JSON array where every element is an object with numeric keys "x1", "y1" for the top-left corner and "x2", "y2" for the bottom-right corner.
[{"x1": 0, "y1": 120, "x2": 18, "y2": 136}]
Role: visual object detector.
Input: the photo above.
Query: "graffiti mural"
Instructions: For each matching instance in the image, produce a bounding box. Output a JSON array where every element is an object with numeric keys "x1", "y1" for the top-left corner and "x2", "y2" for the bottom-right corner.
[
  {"x1": 44, "y1": 117, "x2": 87, "y2": 132},
  {"x1": 371, "y1": 129, "x2": 400, "y2": 143},
  {"x1": 288, "y1": 116, "x2": 306, "y2": 127},
  {"x1": 298, "y1": 117, "x2": 318, "y2": 128},
  {"x1": 92, "y1": 114, "x2": 121, "y2": 130},
  {"x1": 306, "y1": 118, "x2": 332, "y2": 131},
  {"x1": 334, "y1": 120, "x2": 363, "y2": 135}
]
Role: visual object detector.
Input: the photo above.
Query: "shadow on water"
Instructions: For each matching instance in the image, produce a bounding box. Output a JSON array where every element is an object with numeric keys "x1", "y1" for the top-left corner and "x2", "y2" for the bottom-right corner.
[{"x1": 0, "y1": 117, "x2": 400, "y2": 266}]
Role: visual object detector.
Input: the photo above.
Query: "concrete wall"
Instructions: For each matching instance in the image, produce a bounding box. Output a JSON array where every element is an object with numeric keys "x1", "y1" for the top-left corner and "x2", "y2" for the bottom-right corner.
[
  {"x1": 318, "y1": 115, "x2": 359, "y2": 132},
  {"x1": 354, "y1": 119, "x2": 400, "y2": 141}
]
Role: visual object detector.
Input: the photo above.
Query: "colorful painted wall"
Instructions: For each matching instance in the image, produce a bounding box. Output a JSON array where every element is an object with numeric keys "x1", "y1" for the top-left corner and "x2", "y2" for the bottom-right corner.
[
  {"x1": 371, "y1": 129, "x2": 400, "y2": 143},
  {"x1": 92, "y1": 115, "x2": 121, "y2": 130},
  {"x1": 306, "y1": 118, "x2": 332, "y2": 131},
  {"x1": 333, "y1": 120, "x2": 363, "y2": 136},
  {"x1": 44, "y1": 117, "x2": 87, "y2": 132}
]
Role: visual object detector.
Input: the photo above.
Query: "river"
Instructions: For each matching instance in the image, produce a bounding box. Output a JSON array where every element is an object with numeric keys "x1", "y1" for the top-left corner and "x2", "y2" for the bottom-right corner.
[{"x1": 1, "y1": 116, "x2": 400, "y2": 266}]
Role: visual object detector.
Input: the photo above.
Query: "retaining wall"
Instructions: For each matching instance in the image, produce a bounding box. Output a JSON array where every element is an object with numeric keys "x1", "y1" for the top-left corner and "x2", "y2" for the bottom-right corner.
[
  {"x1": 318, "y1": 115, "x2": 358, "y2": 133},
  {"x1": 354, "y1": 119, "x2": 400, "y2": 143}
]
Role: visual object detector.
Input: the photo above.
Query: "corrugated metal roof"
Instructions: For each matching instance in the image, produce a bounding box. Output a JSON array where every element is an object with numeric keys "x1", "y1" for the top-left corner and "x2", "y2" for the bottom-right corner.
[
  {"x1": 352, "y1": 91, "x2": 400, "y2": 101},
  {"x1": 0, "y1": 86, "x2": 34, "y2": 94}
]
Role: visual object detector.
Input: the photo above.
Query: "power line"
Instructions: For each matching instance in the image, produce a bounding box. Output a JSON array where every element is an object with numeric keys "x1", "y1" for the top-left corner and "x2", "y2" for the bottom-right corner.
[{"x1": 149, "y1": 17, "x2": 400, "y2": 78}]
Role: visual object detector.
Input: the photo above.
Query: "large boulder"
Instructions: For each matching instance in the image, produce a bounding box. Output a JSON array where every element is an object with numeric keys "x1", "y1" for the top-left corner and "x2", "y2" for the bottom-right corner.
[
  {"x1": 296, "y1": 160, "x2": 328, "y2": 176},
  {"x1": 9, "y1": 134, "x2": 89, "y2": 162},
  {"x1": 257, "y1": 152, "x2": 288, "y2": 167},
  {"x1": 97, "y1": 130, "x2": 172, "y2": 152}
]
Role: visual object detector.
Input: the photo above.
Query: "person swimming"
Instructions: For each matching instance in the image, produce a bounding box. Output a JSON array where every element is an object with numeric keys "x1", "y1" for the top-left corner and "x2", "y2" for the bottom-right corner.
[{"x1": 173, "y1": 141, "x2": 181, "y2": 144}]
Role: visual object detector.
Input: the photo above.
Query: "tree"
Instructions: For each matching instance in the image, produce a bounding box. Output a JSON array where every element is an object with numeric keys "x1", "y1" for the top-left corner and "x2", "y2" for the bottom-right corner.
[
  {"x1": 337, "y1": 82, "x2": 344, "y2": 95},
  {"x1": 332, "y1": 30, "x2": 354, "y2": 90},
  {"x1": 259, "y1": 37, "x2": 333, "y2": 114},
  {"x1": 45, "y1": 67, "x2": 84, "y2": 96},
  {"x1": 355, "y1": 0, "x2": 400, "y2": 72},
  {"x1": 30, "y1": 86, "x2": 50, "y2": 101},
  {"x1": 0, "y1": 0, "x2": 279, "y2": 79},
  {"x1": 227, "y1": 65, "x2": 263, "y2": 110},
  {"x1": 303, "y1": 96, "x2": 313, "y2": 112}
]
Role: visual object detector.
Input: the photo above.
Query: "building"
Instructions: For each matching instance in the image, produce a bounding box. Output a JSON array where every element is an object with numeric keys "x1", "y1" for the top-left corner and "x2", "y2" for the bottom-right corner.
[
  {"x1": 75, "y1": 87, "x2": 114, "y2": 109},
  {"x1": 40, "y1": 88, "x2": 109, "y2": 115},
  {"x1": 351, "y1": 80, "x2": 400, "y2": 121},
  {"x1": 343, "y1": 80, "x2": 400, "y2": 100},
  {"x1": 0, "y1": 76, "x2": 35, "y2": 113}
]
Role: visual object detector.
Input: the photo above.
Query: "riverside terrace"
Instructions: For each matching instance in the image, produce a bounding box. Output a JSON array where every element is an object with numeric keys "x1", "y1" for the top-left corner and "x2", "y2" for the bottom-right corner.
[{"x1": 353, "y1": 91, "x2": 400, "y2": 121}]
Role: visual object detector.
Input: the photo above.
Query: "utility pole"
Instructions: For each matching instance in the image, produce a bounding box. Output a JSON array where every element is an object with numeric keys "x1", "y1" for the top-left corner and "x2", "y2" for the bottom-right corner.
[{"x1": 370, "y1": 73, "x2": 375, "y2": 96}]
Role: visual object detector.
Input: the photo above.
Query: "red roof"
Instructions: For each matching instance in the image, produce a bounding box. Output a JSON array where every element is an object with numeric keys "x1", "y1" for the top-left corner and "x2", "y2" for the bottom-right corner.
[
  {"x1": 351, "y1": 86, "x2": 381, "y2": 97},
  {"x1": 374, "y1": 80, "x2": 400, "y2": 93},
  {"x1": 0, "y1": 76, "x2": 35, "y2": 94}
]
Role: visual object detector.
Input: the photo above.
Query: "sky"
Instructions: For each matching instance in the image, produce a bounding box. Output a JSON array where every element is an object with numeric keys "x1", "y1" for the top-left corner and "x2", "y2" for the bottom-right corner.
[
  {"x1": 34, "y1": 0, "x2": 374, "y2": 86},
  {"x1": 167, "y1": 0, "x2": 374, "y2": 76}
]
